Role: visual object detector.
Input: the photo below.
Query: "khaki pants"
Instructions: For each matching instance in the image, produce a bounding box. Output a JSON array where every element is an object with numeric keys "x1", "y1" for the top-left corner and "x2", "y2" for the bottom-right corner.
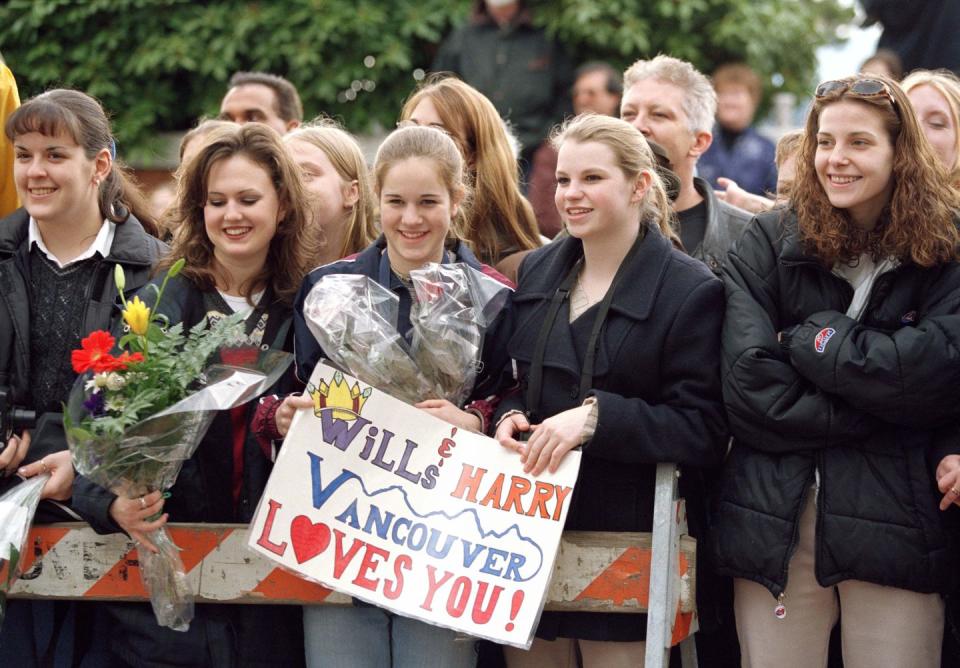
[
  {"x1": 734, "y1": 493, "x2": 944, "y2": 668},
  {"x1": 504, "y1": 637, "x2": 646, "y2": 668}
]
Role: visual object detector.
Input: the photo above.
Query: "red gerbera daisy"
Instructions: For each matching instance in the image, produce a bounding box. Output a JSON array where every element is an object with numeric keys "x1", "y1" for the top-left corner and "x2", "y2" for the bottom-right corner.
[{"x1": 71, "y1": 330, "x2": 118, "y2": 374}]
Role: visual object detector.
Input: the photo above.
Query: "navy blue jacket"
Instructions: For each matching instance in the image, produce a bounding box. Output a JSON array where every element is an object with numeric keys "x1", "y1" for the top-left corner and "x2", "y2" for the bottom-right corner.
[{"x1": 698, "y1": 125, "x2": 778, "y2": 197}]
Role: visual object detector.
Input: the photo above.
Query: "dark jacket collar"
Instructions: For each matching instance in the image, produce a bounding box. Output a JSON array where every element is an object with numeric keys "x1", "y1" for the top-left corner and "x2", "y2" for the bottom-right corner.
[
  {"x1": 0, "y1": 208, "x2": 159, "y2": 266},
  {"x1": 518, "y1": 224, "x2": 675, "y2": 321}
]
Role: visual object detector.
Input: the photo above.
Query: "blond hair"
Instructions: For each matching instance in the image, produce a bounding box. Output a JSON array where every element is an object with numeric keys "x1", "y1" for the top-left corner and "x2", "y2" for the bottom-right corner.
[
  {"x1": 285, "y1": 118, "x2": 378, "y2": 258},
  {"x1": 551, "y1": 113, "x2": 679, "y2": 246},
  {"x1": 902, "y1": 69, "x2": 960, "y2": 183}
]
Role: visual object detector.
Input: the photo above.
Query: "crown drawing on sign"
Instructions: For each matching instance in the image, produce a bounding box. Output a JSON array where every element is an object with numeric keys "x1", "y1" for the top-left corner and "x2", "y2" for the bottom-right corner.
[{"x1": 308, "y1": 371, "x2": 372, "y2": 421}]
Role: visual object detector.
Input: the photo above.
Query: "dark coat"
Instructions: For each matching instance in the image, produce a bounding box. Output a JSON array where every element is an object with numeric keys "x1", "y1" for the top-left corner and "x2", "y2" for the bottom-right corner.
[
  {"x1": 70, "y1": 273, "x2": 304, "y2": 668},
  {"x1": 293, "y1": 235, "x2": 513, "y2": 397},
  {"x1": 491, "y1": 227, "x2": 727, "y2": 641},
  {"x1": 0, "y1": 208, "x2": 165, "y2": 505},
  {"x1": 714, "y1": 208, "x2": 960, "y2": 601},
  {"x1": 689, "y1": 176, "x2": 752, "y2": 276},
  {"x1": 431, "y1": 8, "x2": 572, "y2": 158}
]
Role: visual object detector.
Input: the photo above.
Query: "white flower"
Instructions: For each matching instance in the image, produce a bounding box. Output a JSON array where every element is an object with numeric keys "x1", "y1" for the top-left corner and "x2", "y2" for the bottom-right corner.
[
  {"x1": 105, "y1": 373, "x2": 126, "y2": 391},
  {"x1": 91, "y1": 373, "x2": 110, "y2": 389}
]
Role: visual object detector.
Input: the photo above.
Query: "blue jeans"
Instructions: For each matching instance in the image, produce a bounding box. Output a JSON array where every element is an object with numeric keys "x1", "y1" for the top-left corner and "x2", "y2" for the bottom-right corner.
[{"x1": 304, "y1": 604, "x2": 477, "y2": 668}]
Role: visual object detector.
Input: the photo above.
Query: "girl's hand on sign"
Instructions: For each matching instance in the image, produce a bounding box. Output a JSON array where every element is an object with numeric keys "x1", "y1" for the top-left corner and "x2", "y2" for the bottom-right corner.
[
  {"x1": 521, "y1": 404, "x2": 591, "y2": 476},
  {"x1": 495, "y1": 411, "x2": 533, "y2": 454},
  {"x1": 275, "y1": 393, "x2": 315, "y2": 436},
  {"x1": 109, "y1": 490, "x2": 168, "y2": 553},
  {"x1": 415, "y1": 399, "x2": 481, "y2": 432}
]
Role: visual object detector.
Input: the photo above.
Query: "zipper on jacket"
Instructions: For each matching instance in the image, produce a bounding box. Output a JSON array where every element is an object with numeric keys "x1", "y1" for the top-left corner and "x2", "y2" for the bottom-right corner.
[
  {"x1": 771, "y1": 466, "x2": 817, "y2": 618},
  {"x1": 774, "y1": 592, "x2": 786, "y2": 620}
]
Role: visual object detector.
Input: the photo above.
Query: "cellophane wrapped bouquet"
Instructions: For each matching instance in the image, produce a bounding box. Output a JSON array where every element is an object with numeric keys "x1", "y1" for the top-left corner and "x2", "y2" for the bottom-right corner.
[
  {"x1": 64, "y1": 261, "x2": 291, "y2": 631},
  {"x1": 302, "y1": 263, "x2": 510, "y2": 405},
  {"x1": 0, "y1": 473, "x2": 48, "y2": 630}
]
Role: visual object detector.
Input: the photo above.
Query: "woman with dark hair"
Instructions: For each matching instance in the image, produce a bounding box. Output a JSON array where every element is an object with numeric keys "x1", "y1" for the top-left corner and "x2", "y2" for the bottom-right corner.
[
  {"x1": 72, "y1": 122, "x2": 317, "y2": 667},
  {"x1": 714, "y1": 75, "x2": 960, "y2": 667},
  {"x1": 0, "y1": 88, "x2": 165, "y2": 665}
]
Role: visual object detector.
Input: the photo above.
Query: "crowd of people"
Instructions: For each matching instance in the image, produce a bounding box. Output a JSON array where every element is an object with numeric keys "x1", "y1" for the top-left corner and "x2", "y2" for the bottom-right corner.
[{"x1": 2, "y1": 4, "x2": 960, "y2": 667}]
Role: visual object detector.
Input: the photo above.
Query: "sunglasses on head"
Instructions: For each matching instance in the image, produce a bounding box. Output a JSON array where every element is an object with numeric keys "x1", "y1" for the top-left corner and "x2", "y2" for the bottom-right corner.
[{"x1": 815, "y1": 78, "x2": 897, "y2": 107}]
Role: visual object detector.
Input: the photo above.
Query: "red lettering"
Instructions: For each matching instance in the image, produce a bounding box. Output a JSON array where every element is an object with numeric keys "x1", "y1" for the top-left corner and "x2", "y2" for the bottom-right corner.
[
  {"x1": 421, "y1": 565, "x2": 453, "y2": 612},
  {"x1": 255, "y1": 499, "x2": 288, "y2": 556},
  {"x1": 450, "y1": 464, "x2": 487, "y2": 504},
  {"x1": 525, "y1": 482, "x2": 555, "y2": 519},
  {"x1": 471, "y1": 582, "x2": 504, "y2": 624},
  {"x1": 446, "y1": 576, "x2": 472, "y2": 618},
  {"x1": 552, "y1": 486, "x2": 573, "y2": 522},
  {"x1": 478, "y1": 473, "x2": 505, "y2": 510},
  {"x1": 352, "y1": 543, "x2": 390, "y2": 591},
  {"x1": 332, "y1": 529, "x2": 365, "y2": 578},
  {"x1": 384, "y1": 554, "x2": 412, "y2": 600},
  {"x1": 502, "y1": 476, "x2": 532, "y2": 514}
]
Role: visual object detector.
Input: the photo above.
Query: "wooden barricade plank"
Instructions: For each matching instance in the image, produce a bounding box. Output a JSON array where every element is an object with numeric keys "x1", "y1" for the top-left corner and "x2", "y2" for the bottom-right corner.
[{"x1": 9, "y1": 524, "x2": 696, "y2": 617}]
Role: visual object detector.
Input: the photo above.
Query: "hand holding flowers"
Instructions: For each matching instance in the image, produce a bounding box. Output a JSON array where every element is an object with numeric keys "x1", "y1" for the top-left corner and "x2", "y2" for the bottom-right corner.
[{"x1": 65, "y1": 259, "x2": 292, "y2": 631}]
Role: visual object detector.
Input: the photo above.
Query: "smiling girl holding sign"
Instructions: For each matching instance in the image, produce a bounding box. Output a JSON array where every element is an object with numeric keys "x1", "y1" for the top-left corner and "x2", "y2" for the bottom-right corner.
[
  {"x1": 713, "y1": 75, "x2": 960, "y2": 668},
  {"x1": 292, "y1": 125, "x2": 514, "y2": 668},
  {"x1": 492, "y1": 113, "x2": 727, "y2": 666}
]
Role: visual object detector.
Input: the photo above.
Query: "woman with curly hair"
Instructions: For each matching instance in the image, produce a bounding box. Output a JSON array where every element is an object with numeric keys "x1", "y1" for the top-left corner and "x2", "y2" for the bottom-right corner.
[
  {"x1": 713, "y1": 74, "x2": 960, "y2": 668},
  {"x1": 72, "y1": 122, "x2": 316, "y2": 667},
  {"x1": 400, "y1": 74, "x2": 541, "y2": 278}
]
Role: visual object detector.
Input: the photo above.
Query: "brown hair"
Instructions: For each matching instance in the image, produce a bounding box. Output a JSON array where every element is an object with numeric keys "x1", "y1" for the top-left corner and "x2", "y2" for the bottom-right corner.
[
  {"x1": 6, "y1": 89, "x2": 158, "y2": 236},
  {"x1": 712, "y1": 62, "x2": 763, "y2": 105},
  {"x1": 551, "y1": 113, "x2": 680, "y2": 246},
  {"x1": 400, "y1": 75, "x2": 540, "y2": 264},
  {"x1": 373, "y1": 125, "x2": 470, "y2": 241},
  {"x1": 284, "y1": 118, "x2": 378, "y2": 258},
  {"x1": 160, "y1": 123, "x2": 319, "y2": 305},
  {"x1": 792, "y1": 75, "x2": 960, "y2": 267}
]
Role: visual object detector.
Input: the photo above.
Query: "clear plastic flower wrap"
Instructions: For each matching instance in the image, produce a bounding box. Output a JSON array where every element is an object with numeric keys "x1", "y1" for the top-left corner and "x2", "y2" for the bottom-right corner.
[
  {"x1": 302, "y1": 264, "x2": 511, "y2": 405},
  {"x1": 0, "y1": 472, "x2": 49, "y2": 630},
  {"x1": 409, "y1": 263, "x2": 512, "y2": 405},
  {"x1": 302, "y1": 274, "x2": 434, "y2": 404},
  {"x1": 65, "y1": 348, "x2": 292, "y2": 631}
]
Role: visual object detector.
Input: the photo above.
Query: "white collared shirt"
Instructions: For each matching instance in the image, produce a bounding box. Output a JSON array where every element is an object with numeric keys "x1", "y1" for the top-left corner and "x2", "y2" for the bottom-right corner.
[{"x1": 28, "y1": 216, "x2": 116, "y2": 268}]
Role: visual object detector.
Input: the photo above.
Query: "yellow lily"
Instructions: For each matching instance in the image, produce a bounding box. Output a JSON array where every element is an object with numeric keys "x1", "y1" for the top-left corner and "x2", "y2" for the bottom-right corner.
[{"x1": 123, "y1": 296, "x2": 151, "y2": 336}]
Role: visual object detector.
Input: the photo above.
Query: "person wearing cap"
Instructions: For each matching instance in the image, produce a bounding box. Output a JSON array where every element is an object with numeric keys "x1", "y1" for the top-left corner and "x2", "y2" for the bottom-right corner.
[{"x1": 620, "y1": 55, "x2": 751, "y2": 276}]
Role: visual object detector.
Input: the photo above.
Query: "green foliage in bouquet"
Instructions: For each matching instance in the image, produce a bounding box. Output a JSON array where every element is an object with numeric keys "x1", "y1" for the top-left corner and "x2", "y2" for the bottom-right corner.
[{"x1": 64, "y1": 259, "x2": 245, "y2": 441}]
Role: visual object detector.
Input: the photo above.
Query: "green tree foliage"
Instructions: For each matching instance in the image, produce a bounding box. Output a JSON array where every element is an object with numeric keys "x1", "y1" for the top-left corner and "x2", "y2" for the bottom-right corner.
[{"x1": 0, "y1": 0, "x2": 851, "y2": 159}]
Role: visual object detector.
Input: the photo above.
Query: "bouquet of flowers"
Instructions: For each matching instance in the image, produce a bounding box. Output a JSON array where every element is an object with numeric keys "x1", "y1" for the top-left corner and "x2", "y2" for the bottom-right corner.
[
  {"x1": 0, "y1": 473, "x2": 48, "y2": 630},
  {"x1": 65, "y1": 260, "x2": 292, "y2": 631},
  {"x1": 302, "y1": 263, "x2": 510, "y2": 405}
]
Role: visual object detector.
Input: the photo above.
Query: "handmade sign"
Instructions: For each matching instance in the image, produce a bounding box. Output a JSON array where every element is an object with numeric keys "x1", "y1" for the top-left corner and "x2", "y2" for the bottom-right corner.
[{"x1": 248, "y1": 362, "x2": 581, "y2": 648}]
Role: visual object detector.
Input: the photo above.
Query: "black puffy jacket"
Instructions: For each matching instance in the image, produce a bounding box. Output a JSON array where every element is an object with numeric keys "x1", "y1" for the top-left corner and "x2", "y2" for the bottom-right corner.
[{"x1": 713, "y1": 209, "x2": 960, "y2": 600}]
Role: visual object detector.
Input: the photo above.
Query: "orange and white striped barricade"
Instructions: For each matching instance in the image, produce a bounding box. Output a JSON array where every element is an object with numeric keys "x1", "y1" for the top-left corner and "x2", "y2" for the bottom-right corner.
[{"x1": 9, "y1": 523, "x2": 696, "y2": 644}]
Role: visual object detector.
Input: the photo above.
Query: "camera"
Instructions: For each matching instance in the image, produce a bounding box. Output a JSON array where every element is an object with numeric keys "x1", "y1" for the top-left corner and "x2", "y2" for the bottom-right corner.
[{"x1": 0, "y1": 386, "x2": 35, "y2": 443}]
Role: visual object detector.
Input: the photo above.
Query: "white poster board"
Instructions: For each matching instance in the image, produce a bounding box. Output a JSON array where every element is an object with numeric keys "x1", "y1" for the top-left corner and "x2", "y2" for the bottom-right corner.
[{"x1": 248, "y1": 363, "x2": 580, "y2": 648}]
